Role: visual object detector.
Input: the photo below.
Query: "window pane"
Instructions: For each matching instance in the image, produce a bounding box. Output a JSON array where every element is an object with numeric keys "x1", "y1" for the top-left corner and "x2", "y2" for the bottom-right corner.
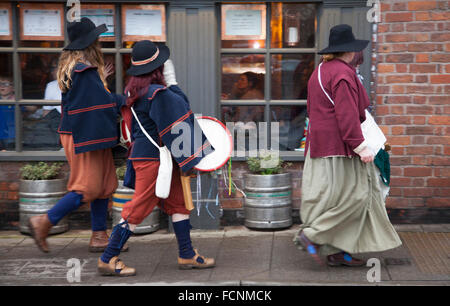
[
  {"x1": 270, "y1": 105, "x2": 307, "y2": 151},
  {"x1": 81, "y1": 6, "x2": 116, "y2": 49},
  {"x1": 221, "y1": 4, "x2": 266, "y2": 49},
  {"x1": 0, "y1": 54, "x2": 14, "y2": 99},
  {"x1": 221, "y1": 105, "x2": 265, "y2": 154},
  {"x1": 19, "y1": 41, "x2": 64, "y2": 48},
  {"x1": 271, "y1": 53, "x2": 315, "y2": 100},
  {"x1": 270, "y1": 3, "x2": 316, "y2": 49},
  {"x1": 103, "y1": 54, "x2": 116, "y2": 92},
  {"x1": 0, "y1": 41, "x2": 12, "y2": 47},
  {"x1": 21, "y1": 53, "x2": 60, "y2": 99},
  {"x1": 122, "y1": 53, "x2": 132, "y2": 89},
  {"x1": 22, "y1": 105, "x2": 61, "y2": 151},
  {"x1": 221, "y1": 54, "x2": 265, "y2": 100},
  {"x1": 222, "y1": 105, "x2": 265, "y2": 124},
  {"x1": 100, "y1": 41, "x2": 115, "y2": 48},
  {"x1": 0, "y1": 68, "x2": 15, "y2": 151},
  {"x1": 221, "y1": 39, "x2": 265, "y2": 49},
  {"x1": 20, "y1": 53, "x2": 116, "y2": 99},
  {"x1": 0, "y1": 104, "x2": 15, "y2": 151},
  {"x1": 0, "y1": 4, "x2": 12, "y2": 47}
]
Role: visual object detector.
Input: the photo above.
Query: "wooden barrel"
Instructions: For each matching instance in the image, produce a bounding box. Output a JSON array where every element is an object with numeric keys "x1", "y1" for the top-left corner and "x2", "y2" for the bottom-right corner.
[
  {"x1": 244, "y1": 173, "x2": 292, "y2": 229},
  {"x1": 112, "y1": 181, "x2": 160, "y2": 234},
  {"x1": 19, "y1": 179, "x2": 69, "y2": 235}
]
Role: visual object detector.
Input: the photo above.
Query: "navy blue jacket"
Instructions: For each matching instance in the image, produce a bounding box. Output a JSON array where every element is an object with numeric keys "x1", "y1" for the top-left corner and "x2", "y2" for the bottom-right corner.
[
  {"x1": 123, "y1": 84, "x2": 214, "y2": 172},
  {"x1": 58, "y1": 63, "x2": 120, "y2": 154}
]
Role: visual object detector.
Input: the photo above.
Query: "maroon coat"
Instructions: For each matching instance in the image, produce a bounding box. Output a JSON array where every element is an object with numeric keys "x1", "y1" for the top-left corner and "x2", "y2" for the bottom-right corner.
[{"x1": 306, "y1": 58, "x2": 370, "y2": 158}]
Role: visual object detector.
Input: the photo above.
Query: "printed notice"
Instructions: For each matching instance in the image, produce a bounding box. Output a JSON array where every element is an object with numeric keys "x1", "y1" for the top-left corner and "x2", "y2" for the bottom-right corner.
[
  {"x1": 225, "y1": 10, "x2": 262, "y2": 36},
  {"x1": 23, "y1": 9, "x2": 61, "y2": 36},
  {"x1": 125, "y1": 9, "x2": 162, "y2": 36},
  {"x1": 0, "y1": 9, "x2": 10, "y2": 36},
  {"x1": 81, "y1": 9, "x2": 114, "y2": 37}
]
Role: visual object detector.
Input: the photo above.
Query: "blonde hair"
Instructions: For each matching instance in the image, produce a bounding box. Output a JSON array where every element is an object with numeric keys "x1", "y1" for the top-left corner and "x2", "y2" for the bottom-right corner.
[
  {"x1": 57, "y1": 40, "x2": 106, "y2": 92},
  {"x1": 321, "y1": 52, "x2": 345, "y2": 62}
]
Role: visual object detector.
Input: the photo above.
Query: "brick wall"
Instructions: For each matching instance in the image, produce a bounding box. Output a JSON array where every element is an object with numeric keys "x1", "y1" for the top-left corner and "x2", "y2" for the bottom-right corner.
[
  {"x1": 0, "y1": 162, "x2": 25, "y2": 229},
  {"x1": 376, "y1": 0, "x2": 450, "y2": 209}
]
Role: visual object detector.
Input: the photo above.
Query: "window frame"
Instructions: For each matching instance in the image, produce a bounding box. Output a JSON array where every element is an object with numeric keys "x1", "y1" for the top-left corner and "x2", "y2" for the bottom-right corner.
[
  {"x1": 0, "y1": 2, "x2": 163, "y2": 161},
  {"x1": 219, "y1": 2, "x2": 319, "y2": 161},
  {"x1": 0, "y1": 0, "x2": 325, "y2": 162}
]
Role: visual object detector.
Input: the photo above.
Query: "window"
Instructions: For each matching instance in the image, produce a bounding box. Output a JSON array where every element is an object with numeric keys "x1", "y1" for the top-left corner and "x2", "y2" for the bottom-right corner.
[
  {"x1": 220, "y1": 2, "x2": 317, "y2": 155},
  {"x1": 0, "y1": 52, "x2": 14, "y2": 151},
  {"x1": 0, "y1": 2, "x2": 167, "y2": 157}
]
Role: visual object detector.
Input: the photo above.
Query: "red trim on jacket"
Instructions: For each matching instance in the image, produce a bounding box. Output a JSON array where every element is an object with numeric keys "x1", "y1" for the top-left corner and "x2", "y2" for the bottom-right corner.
[
  {"x1": 68, "y1": 103, "x2": 116, "y2": 115},
  {"x1": 158, "y1": 110, "x2": 193, "y2": 137},
  {"x1": 74, "y1": 136, "x2": 118, "y2": 148},
  {"x1": 74, "y1": 66, "x2": 96, "y2": 73},
  {"x1": 179, "y1": 141, "x2": 211, "y2": 167},
  {"x1": 57, "y1": 108, "x2": 71, "y2": 134},
  {"x1": 128, "y1": 157, "x2": 159, "y2": 161},
  {"x1": 147, "y1": 87, "x2": 167, "y2": 101}
]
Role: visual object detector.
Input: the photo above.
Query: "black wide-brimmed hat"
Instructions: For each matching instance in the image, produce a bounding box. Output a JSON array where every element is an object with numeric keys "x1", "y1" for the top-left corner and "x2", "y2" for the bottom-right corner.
[
  {"x1": 318, "y1": 24, "x2": 369, "y2": 54},
  {"x1": 127, "y1": 40, "x2": 170, "y2": 76},
  {"x1": 63, "y1": 17, "x2": 107, "y2": 51}
]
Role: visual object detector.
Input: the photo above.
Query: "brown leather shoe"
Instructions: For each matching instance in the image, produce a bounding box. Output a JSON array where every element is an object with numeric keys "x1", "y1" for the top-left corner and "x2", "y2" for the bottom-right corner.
[
  {"x1": 89, "y1": 231, "x2": 109, "y2": 253},
  {"x1": 97, "y1": 256, "x2": 136, "y2": 276},
  {"x1": 297, "y1": 231, "x2": 325, "y2": 266},
  {"x1": 89, "y1": 231, "x2": 129, "y2": 253},
  {"x1": 178, "y1": 249, "x2": 215, "y2": 270},
  {"x1": 327, "y1": 252, "x2": 366, "y2": 267},
  {"x1": 28, "y1": 214, "x2": 53, "y2": 253}
]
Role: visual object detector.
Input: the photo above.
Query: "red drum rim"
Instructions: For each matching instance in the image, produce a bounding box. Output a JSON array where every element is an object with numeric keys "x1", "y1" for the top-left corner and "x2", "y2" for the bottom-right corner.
[{"x1": 193, "y1": 116, "x2": 233, "y2": 172}]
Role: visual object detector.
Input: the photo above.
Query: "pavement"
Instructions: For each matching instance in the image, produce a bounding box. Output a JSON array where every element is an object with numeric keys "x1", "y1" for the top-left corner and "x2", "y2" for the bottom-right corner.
[{"x1": 0, "y1": 224, "x2": 449, "y2": 286}]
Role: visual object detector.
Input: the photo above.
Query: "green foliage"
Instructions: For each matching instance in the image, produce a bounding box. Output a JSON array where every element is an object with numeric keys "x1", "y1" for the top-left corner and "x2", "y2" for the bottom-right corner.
[
  {"x1": 247, "y1": 151, "x2": 292, "y2": 175},
  {"x1": 20, "y1": 162, "x2": 62, "y2": 180},
  {"x1": 116, "y1": 164, "x2": 127, "y2": 181}
]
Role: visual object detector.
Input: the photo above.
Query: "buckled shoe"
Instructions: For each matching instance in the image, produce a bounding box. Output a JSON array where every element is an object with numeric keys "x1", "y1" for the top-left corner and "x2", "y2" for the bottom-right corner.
[{"x1": 97, "y1": 256, "x2": 136, "y2": 276}]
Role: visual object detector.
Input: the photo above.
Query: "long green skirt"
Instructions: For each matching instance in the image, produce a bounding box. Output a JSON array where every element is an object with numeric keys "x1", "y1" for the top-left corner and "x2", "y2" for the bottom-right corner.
[{"x1": 294, "y1": 151, "x2": 402, "y2": 256}]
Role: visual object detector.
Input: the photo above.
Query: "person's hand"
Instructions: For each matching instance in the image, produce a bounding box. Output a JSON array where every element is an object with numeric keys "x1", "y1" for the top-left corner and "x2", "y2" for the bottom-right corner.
[
  {"x1": 181, "y1": 168, "x2": 197, "y2": 178},
  {"x1": 358, "y1": 147, "x2": 374, "y2": 163},
  {"x1": 104, "y1": 62, "x2": 114, "y2": 79},
  {"x1": 163, "y1": 59, "x2": 178, "y2": 87}
]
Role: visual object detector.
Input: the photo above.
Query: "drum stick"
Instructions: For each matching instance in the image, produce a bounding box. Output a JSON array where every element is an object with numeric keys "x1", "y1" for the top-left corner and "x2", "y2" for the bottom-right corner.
[{"x1": 180, "y1": 172, "x2": 194, "y2": 211}]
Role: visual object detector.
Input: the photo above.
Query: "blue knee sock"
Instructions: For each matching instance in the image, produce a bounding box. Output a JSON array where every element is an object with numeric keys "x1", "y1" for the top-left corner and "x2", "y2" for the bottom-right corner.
[
  {"x1": 100, "y1": 221, "x2": 133, "y2": 264},
  {"x1": 47, "y1": 191, "x2": 83, "y2": 225},
  {"x1": 173, "y1": 219, "x2": 203, "y2": 263},
  {"x1": 90, "y1": 198, "x2": 109, "y2": 231}
]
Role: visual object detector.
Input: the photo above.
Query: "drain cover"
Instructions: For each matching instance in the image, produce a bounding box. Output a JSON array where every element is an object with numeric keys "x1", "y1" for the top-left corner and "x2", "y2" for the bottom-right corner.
[{"x1": 399, "y1": 232, "x2": 450, "y2": 275}]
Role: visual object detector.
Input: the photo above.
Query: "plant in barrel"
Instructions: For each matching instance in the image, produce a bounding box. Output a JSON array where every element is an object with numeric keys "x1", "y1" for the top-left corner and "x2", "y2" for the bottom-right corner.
[
  {"x1": 19, "y1": 162, "x2": 68, "y2": 234},
  {"x1": 244, "y1": 150, "x2": 293, "y2": 229}
]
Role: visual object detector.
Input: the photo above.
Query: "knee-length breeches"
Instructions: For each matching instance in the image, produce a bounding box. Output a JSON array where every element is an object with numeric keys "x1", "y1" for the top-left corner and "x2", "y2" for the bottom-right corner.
[
  {"x1": 121, "y1": 160, "x2": 191, "y2": 224},
  {"x1": 60, "y1": 134, "x2": 118, "y2": 203}
]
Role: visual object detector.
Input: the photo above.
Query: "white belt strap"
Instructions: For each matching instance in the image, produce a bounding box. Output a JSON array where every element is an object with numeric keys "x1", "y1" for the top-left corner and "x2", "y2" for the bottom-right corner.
[
  {"x1": 130, "y1": 106, "x2": 161, "y2": 150},
  {"x1": 318, "y1": 62, "x2": 335, "y2": 106}
]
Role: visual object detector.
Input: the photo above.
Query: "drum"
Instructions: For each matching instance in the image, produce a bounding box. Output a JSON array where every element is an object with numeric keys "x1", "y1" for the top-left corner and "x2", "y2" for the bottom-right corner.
[{"x1": 194, "y1": 116, "x2": 233, "y2": 172}]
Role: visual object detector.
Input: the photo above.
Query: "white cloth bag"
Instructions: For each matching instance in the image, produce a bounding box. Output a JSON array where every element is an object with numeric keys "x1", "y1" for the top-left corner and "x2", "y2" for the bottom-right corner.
[
  {"x1": 131, "y1": 106, "x2": 172, "y2": 199},
  {"x1": 318, "y1": 62, "x2": 386, "y2": 155}
]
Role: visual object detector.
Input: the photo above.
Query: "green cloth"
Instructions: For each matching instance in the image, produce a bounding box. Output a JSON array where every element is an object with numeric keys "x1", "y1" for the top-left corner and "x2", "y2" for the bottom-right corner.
[
  {"x1": 374, "y1": 149, "x2": 390, "y2": 186},
  {"x1": 294, "y1": 151, "x2": 402, "y2": 256}
]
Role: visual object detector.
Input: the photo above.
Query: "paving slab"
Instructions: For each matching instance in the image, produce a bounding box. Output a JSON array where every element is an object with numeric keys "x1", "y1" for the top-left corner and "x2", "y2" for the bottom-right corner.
[{"x1": 0, "y1": 225, "x2": 449, "y2": 286}]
